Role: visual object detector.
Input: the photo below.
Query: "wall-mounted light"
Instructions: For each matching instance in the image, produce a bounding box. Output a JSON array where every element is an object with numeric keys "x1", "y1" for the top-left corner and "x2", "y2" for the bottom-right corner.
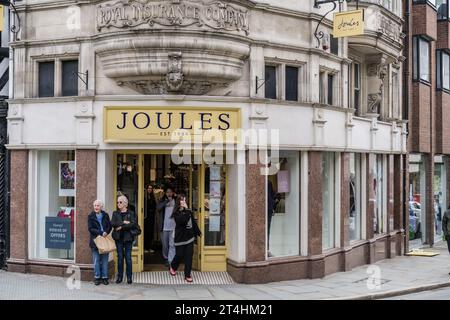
[{"x1": 0, "y1": 0, "x2": 21, "y2": 34}]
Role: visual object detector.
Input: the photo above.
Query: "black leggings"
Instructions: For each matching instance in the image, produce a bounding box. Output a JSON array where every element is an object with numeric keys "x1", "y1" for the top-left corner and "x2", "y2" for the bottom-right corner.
[{"x1": 171, "y1": 242, "x2": 194, "y2": 278}]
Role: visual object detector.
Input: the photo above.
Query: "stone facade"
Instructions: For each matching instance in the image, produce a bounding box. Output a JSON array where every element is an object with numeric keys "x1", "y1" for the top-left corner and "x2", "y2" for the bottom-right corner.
[{"x1": 6, "y1": 0, "x2": 406, "y2": 283}]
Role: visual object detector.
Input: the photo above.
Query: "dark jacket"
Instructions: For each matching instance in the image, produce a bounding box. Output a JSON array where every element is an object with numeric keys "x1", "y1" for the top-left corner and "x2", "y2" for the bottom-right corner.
[
  {"x1": 173, "y1": 209, "x2": 201, "y2": 246},
  {"x1": 111, "y1": 210, "x2": 137, "y2": 243},
  {"x1": 442, "y1": 209, "x2": 450, "y2": 237},
  {"x1": 87, "y1": 211, "x2": 112, "y2": 250},
  {"x1": 157, "y1": 197, "x2": 174, "y2": 232},
  {"x1": 146, "y1": 193, "x2": 157, "y2": 216}
]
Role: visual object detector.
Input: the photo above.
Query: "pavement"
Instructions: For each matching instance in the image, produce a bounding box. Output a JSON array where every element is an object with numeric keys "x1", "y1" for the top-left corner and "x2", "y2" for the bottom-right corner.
[{"x1": 2, "y1": 242, "x2": 450, "y2": 300}]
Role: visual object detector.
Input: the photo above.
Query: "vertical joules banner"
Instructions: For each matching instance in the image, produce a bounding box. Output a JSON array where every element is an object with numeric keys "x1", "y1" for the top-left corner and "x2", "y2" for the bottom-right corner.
[
  {"x1": 333, "y1": 9, "x2": 364, "y2": 38},
  {"x1": 103, "y1": 107, "x2": 241, "y2": 143}
]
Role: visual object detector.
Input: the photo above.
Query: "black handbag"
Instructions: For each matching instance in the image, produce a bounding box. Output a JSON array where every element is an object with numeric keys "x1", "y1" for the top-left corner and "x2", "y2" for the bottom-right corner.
[{"x1": 127, "y1": 212, "x2": 142, "y2": 237}]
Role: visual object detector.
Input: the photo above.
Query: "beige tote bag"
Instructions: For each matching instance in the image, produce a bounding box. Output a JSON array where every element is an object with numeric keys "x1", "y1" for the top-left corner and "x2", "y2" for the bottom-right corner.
[{"x1": 94, "y1": 233, "x2": 116, "y2": 254}]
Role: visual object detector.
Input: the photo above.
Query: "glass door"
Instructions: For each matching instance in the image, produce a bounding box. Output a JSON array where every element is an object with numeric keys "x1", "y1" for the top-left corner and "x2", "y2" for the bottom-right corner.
[
  {"x1": 115, "y1": 153, "x2": 144, "y2": 273},
  {"x1": 199, "y1": 163, "x2": 228, "y2": 271}
]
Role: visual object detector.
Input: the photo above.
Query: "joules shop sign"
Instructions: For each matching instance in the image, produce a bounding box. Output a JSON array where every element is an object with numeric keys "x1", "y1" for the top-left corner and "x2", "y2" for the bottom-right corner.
[
  {"x1": 97, "y1": 0, "x2": 249, "y2": 34},
  {"x1": 104, "y1": 107, "x2": 241, "y2": 143}
]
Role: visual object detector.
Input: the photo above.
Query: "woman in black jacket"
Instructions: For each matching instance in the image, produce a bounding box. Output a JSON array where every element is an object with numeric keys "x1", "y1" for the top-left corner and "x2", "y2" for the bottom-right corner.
[
  {"x1": 87, "y1": 199, "x2": 112, "y2": 285},
  {"x1": 169, "y1": 194, "x2": 201, "y2": 282},
  {"x1": 111, "y1": 195, "x2": 137, "y2": 284}
]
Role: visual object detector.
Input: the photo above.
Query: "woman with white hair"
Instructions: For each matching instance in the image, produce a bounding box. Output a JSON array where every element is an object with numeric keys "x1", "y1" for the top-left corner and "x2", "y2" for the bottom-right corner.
[
  {"x1": 111, "y1": 195, "x2": 137, "y2": 284},
  {"x1": 87, "y1": 199, "x2": 112, "y2": 285}
]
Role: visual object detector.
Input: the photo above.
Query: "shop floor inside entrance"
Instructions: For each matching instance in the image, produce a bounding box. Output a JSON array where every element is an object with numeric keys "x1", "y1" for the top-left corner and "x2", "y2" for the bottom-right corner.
[
  {"x1": 134, "y1": 250, "x2": 235, "y2": 284},
  {"x1": 131, "y1": 271, "x2": 235, "y2": 285}
]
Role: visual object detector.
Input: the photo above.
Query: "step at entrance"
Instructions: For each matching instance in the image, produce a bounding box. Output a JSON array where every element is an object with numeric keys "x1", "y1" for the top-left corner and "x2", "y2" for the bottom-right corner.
[{"x1": 132, "y1": 271, "x2": 235, "y2": 285}]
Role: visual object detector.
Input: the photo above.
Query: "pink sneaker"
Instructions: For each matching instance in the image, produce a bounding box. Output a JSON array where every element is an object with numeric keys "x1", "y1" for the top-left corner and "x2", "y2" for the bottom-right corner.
[{"x1": 169, "y1": 267, "x2": 176, "y2": 276}]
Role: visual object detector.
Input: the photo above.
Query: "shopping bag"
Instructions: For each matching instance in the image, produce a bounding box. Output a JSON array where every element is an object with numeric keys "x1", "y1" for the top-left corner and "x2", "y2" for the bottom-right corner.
[{"x1": 94, "y1": 233, "x2": 116, "y2": 254}]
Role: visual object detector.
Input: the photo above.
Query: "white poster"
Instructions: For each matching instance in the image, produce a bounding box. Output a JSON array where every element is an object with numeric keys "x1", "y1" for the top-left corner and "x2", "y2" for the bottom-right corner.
[
  {"x1": 209, "y1": 181, "x2": 221, "y2": 197},
  {"x1": 210, "y1": 165, "x2": 221, "y2": 180},
  {"x1": 59, "y1": 161, "x2": 75, "y2": 197},
  {"x1": 209, "y1": 215, "x2": 220, "y2": 232},
  {"x1": 209, "y1": 197, "x2": 221, "y2": 215}
]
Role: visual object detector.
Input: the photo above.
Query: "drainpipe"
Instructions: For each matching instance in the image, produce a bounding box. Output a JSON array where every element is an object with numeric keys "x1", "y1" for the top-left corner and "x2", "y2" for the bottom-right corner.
[{"x1": 402, "y1": 0, "x2": 410, "y2": 253}]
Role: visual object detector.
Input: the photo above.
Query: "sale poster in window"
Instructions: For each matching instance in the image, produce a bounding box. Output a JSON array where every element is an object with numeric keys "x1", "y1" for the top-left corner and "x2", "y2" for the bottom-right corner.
[{"x1": 59, "y1": 161, "x2": 75, "y2": 197}]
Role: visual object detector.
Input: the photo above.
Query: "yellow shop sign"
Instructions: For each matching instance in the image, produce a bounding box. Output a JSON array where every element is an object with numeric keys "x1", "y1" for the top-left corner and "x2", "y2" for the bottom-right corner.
[
  {"x1": 333, "y1": 9, "x2": 364, "y2": 38},
  {"x1": 104, "y1": 107, "x2": 241, "y2": 143}
]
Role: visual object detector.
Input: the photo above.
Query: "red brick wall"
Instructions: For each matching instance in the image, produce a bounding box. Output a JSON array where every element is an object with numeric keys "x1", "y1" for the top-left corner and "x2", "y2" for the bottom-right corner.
[
  {"x1": 437, "y1": 21, "x2": 450, "y2": 49},
  {"x1": 412, "y1": 4, "x2": 437, "y2": 40},
  {"x1": 436, "y1": 92, "x2": 450, "y2": 155}
]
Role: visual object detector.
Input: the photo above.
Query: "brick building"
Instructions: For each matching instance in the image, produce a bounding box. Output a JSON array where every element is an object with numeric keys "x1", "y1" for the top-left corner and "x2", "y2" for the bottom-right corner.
[{"x1": 406, "y1": 0, "x2": 450, "y2": 249}]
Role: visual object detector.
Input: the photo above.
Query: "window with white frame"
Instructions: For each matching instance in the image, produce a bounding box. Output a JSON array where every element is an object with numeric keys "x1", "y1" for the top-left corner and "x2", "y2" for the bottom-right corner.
[
  {"x1": 437, "y1": 50, "x2": 450, "y2": 91},
  {"x1": 37, "y1": 58, "x2": 79, "y2": 98},
  {"x1": 319, "y1": 70, "x2": 338, "y2": 106},
  {"x1": 413, "y1": 36, "x2": 431, "y2": 83},
  {"x1": 264, "y1": 62, "x2": 303, "y2": 102},
  {"x1": 265, "y1": 64, "x2": 278, "y2": 99}
]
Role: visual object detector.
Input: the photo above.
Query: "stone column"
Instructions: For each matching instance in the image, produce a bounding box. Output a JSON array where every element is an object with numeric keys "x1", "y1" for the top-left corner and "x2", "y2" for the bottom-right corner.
[
  {"x1": 308, "y1": 151, "x2": 324, "y2": 278},
  {"x1": 75, "y1": 150, "x2": 97, "y2": 279},
  {"x1": 245, "y1": 153, "x2": 266, "y2": 263},
  {"x1": 7, "y1": 150, "x2": 28, "y2": 272}
]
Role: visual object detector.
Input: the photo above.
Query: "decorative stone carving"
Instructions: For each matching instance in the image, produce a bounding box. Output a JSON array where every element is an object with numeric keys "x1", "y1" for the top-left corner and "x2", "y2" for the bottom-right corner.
[
  {"x1": 117, "y1": 79, "x2": 228, "y2": 95},
  {"x1": 97, "y1": 0, "x2": 250, "y2": 35},
  {"x1": 166, "y1": 52, "x2": 184, "y2": 92},
  {"x1": 378, "y1": 15, "x2": 402, "y2": 43},
  {"x1": 368, "y1": 93, "x2": 381, "y2": 114}
]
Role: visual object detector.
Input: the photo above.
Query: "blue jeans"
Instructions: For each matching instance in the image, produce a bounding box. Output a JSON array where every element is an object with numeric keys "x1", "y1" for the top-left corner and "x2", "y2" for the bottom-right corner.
[
  {"x1": 116, "y1": 241, "x2": 133, "y2": 280},
  {"x1": 92, "y1": 249, "x2": 109, "y2": 280}
]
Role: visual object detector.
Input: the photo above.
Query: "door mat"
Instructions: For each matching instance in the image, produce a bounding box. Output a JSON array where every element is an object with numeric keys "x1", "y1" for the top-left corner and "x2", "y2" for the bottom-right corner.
[
  {"x1": 131, "y1": 271, "x2": 235, "y2": 285},
  {"x1": 405, "y1": 250, "x2": 440, "y2": 257}
]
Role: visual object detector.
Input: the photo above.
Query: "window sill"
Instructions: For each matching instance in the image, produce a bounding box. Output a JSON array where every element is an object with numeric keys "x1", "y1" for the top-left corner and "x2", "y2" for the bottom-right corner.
[
  {"x1": 437, "y1": 88, "x2": 450, "y2": 94},
  {"x1": 413, "y1": 79, "x2": 432, "y2": 87}
]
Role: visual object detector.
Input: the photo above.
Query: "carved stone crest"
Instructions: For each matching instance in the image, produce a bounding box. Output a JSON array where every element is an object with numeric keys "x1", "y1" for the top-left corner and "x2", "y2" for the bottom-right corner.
[{"x1": 166, "y1": 52, "x2": 184, "y2": 92}]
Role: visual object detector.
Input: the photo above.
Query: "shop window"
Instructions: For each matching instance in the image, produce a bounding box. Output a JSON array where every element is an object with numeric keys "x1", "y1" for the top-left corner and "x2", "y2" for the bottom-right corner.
[
  {"x1": 62, "y1": 60, "x2": 79, "y2": 96},
  {"x1": 349, "y1": 153, "x2": 362, "y2": 241},
  {"x1": 285, "y1": 66, "x2": 299, "y2": 101},
  {"x1": 373, "y1": 155, "x2": 386, "y2": 235},
  {"x1": 265, "y1": 65, "x2": 277, "y2": 99},
  {"x1": 413, "y1": 36, "x2": 430, "y2": 83},
  {"x1": 322, "y1": 152, "x2": 338, "y2": 250},
  {"x1": 409, "y1": 154, "x2": 427, "y2": 243},
  {"x1": 267, "y1": 151, "x2": 300, "y2": 257},
  {"x1": 437, "y1": 50, "x2": 450, "y2": 90},
  {"x1": 32, "y1": 150, "x2": 76, "y2": 260},
  {"x1": 434, "y1": 156, "x2": 447, "y2": 241},
  {"x1": 38, "y1": 61, "x2": 55, "y2": 97}
]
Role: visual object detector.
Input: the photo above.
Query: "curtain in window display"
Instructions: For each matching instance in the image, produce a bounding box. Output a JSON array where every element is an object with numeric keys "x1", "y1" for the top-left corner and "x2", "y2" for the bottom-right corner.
[{"x1": 349, "y1": 154, "x2": 362, "y2": 241}]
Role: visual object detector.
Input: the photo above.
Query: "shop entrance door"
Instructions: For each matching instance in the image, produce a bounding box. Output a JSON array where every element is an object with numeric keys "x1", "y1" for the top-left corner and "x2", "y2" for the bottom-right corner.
[{"x1": 114, "y1": 151, "x2": 228, "y2": 273}]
